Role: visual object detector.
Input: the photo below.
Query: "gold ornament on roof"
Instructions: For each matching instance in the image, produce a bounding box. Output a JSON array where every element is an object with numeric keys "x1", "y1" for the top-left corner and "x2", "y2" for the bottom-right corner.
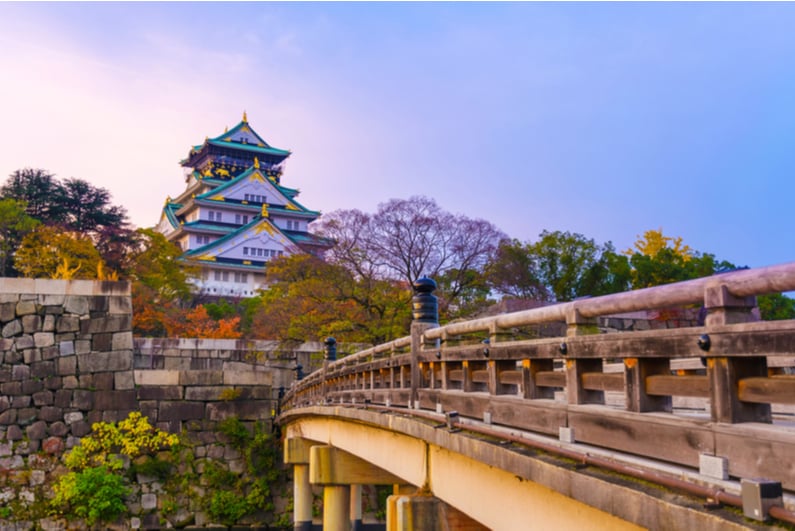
[
  {"x1": 261, "y1": 204, "x2": 269, "y2": 218},
  {"x1": 254, "y1": 157, "x2": 260, "y2": 169},
  {"x1": 243, "y1": 110, "x2": 248, "y2": 123}
]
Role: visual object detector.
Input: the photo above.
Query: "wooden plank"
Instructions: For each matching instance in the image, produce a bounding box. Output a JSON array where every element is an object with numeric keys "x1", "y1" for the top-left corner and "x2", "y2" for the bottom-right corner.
[
  {"x1": 568, "y1": 408, "x2": 713, "y2": 468},
  {"x1": 581, "y1": 372, "x2": 624, "y2": 392},
  {"x1": 449, "y1": 370, "x2": 464, "y2": 382},
  {"x1": 646, "y1": 374, "x2": 709, "y2": 398},
  {"x1": 472, "y1": 370, "x2": 489, "y2": 384},
  {"x1": 487, "y1": 395, "x2": 567, "y2": 436},
  {"x1": 714, "y1": 423, "x2": 795, "y2": 491},
  {"x1": 500, "y1": 370, "x2": 522, "y2": 386},
  {"x1": 536, "y1": 371, "x2": 565, "y2": 388},
  {"x1": 738, "y1": 375, "x2": 795, "y2": 404}
]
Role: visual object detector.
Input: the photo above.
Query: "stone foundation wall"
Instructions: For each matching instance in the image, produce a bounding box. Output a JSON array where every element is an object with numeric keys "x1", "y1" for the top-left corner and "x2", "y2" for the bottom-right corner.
[{"x1": 0, "y1": 279, "x2": 321, "y2": 529}]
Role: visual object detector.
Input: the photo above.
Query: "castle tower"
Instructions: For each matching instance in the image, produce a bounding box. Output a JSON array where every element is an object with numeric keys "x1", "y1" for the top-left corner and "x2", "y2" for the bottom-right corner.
[{"x1": 155, "y1": 113, "x2": 333, "y2": 298}]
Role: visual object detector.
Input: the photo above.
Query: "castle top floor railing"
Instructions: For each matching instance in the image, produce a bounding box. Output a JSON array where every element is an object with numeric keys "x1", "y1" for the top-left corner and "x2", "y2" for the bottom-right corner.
[{"x1": 280, "y1": 261, "x2": 795, "y2": 496}]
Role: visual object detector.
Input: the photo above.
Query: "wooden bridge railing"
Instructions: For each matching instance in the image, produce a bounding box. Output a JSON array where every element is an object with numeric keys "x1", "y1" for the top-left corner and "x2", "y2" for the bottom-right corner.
[{"x1": 280, "y1": 261, "x2": 795, "y2": 491}]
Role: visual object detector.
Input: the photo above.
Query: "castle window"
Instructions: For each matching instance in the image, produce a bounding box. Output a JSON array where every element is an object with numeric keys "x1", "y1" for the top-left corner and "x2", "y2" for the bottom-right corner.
[{"x1": 243, "y1": 247, "x2": 248, "y2": 256}]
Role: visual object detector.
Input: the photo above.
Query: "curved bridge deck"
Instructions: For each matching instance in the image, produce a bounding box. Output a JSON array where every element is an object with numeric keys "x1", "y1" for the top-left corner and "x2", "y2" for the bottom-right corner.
[{"x1": 280, "y1": 262, "x2": 795, "y2": 529}]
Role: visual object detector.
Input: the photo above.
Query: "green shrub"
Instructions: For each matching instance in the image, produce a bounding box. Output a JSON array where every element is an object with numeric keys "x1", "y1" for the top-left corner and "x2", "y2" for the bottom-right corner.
[
  {"x1": 51, "y1": 466, "x2": 129, "y2": 526},
  {"x1": 207, "y1": 490, "x2": 251, "y2": 525}
]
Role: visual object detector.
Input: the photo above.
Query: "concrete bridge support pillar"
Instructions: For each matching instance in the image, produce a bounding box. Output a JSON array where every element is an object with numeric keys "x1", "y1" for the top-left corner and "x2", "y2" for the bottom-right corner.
[
  {"x1": 350, "y1": 484, "x2": 363, "y2": 530},
  {"x1": 387, "y1": 494, "x2": 488, "y2": 531},
  {"x1": 310, "y1": 445, "x2": 404, "y2": 531},
  {"x1": 284, "y1": 438, "x2": 314, "y2": 531}
]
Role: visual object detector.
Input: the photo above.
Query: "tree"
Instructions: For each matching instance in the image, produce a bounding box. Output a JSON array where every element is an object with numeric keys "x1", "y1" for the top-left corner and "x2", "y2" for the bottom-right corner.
[
  {"x1": 530, "y1": 230, "x2": 630, "y2": 302},
  {"x1": 250, "y1": 254, "x2": 411, "y2": 344},
  {"x1": 314, "y1": 196, "x2": 505, "y2": 320},
  {"x1": 627, "y1": 228, "x2": 736, "y2": 289},
  {"x1": 61, "y1": 177, "x2": 128, "y2": 234},
  {"x1": 15, "y1": 226, "x2": 103, "y2": 279},
  {"x1": 0, "y1": 198, "x2": 39, "y2": 276},
  {"x1": 758, "y1": 293, "x2": 795, "y2": 321},
  {"x1": 484, "y1": 239, "x2": 548, "y2": 300},
  {"x1": 1, "y1": 168, "x2": 65, "y2": 223}
]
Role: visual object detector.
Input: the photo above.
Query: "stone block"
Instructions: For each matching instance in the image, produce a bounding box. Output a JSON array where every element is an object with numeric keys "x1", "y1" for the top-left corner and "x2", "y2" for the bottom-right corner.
[
  {"x1": 62, "y1": 375, "x2": 78, "y2": 389},
  {"x1": 40, "y1": 294, "x2": 65, "y2": 306},
  {"x1": 0, "y1": 442, "x2": 10, "y2": 456},
  {"x1": 93, "y1": 372, "x2": 115, "y2": 390},
  {"x1": 206, "y1": 400, "x2": 271, "y2": 421},
  {"x1": 75, "y1": 339, "x2": 91, "y2": 354},
  {"x1": 72, "y1": 390, "x2": 94, "y2": 410},
  {"x1": 11, "y1": 364, "x2": 30, "y2": 380},
  {"x1": 0, "y1": 409, "x2": 15, "y2": 425},
  {"x1": 2, "y1": 319, "x2": 22, "y2": 337},
  {"x1": 136, "y1": 386, "x2": 182, "y2": 400},
  {"x1": 30, "y1": 361, "x2": 55, "y2": 379},
  {"x1": 0, "y1": 396, "x2": 8, "y2": 412},
  {"x1": 78, "y1": 351, "x2": 132, "y2": 373},
  {"x1": 0, "y1": 302, "x2": 15, "y2": 322},
  {"x1": 141, "y1": 492, "x2": 157, "y2": 510},
  {"x1": 63, "y1": 296, "x2": 89, "y2": 316},
  {"x1": 134, "y1": 370, "x2": 180, "y2": 386},
  {"x1": 92, "y1": 333, "x2": 112, "y2": 352},
  {"x1": 114, "y1": 370, "x2": 135, "y2": 390},
  {"x1": 11, "y1": 395, "x2": 31, "y2": 408},
  {"x1": 112, "y1": 332, "x2": 133, "y2": 350},
  {"x1": 109, "y1": 296, "x2": 132, "y2": 315},
  {"x1": 89, "y1": 296, "x2": 109, "y2": 312},
  {"x1": 179, "y1": 370, "x2": 223, "y2": 386},
  {"x1": 54, "y1": 389, "x2": 72, "y2": 407},
  {"x1": 21, "y1": 314, "x2": 41, "y2": 333},
  {"x1": 71, "y1": 420, "x2": 91, "y2": 437},
  {"x1": 185, "y1": 386, "x2": 228, "y2": 401},
  {"x1": 238, "y1": 386, "x2": 273, "y2": 400},
  {"x1": 49, "y1": 421, "x2": 68, "y2": 437},
  {"x1": 34, "y1": 332, "x2": 55, "y2": 348},
  {"x1": 17, "y1": 408, "x2": 37, "y2": 425},
  {"x1": 42, "y1": 314, "x2": 56, "y2": 332},
  {"x1": 2, "y1": 350, "x2": 21, "y2": 364},
  {"x1": 16, "y1": 334, "x2": 35, "y2": 350},
  {"x1": 64, "y1": 411, "x2": 83, "y2": 425},
  {"x1": 1, "y1": 381, "x2": 21, "y2": 395},
  {"x1": 23, "y1": 348, "x2": 41, "y2": 364},
  {"x1": 223, "y1": 370, "x2": 273, "y2": 386},
  {"x1": 58, "y1": 340, "x2": 75, "y2": 356},
  {"x1": 93, "y1": 390, "x2": 138, "y2": 410},
  {"x1": 56, "y1": 315, "x2": 80, "y2": 333},
  {"x1": 45, "y1": 376, "x2": 62, "y2": 390},
  {"x1": 0, "y1": 455, "x2": 24, "y2": 469},
  {"x1": 39, "y1": 406, "x2": 62, "y2": 422},
  {"x1": 159, "y1": 401, "x2": 206, "y2": 421},
  {"x1": 57, "y1": 356, "x2": 77, "y2": 376},
  {"x1": 164, "y1": 357, "x2": 191, "y2": 371},
  {"x1": 15, "y1": 300, "x2": 36, "y2": 316},
  {"x1": 81, "y1": 315, "x2": 131, "y2": 334},
  {"x1": 26, "y1": 421, "x2": 47, "y2": 440},
  {"x1": 40, "y1": 437, "x2": 63, "y2": 456},
  {"x1": 22, "y1": 379, "x2": 44, "y2": 395},
  {"x1": 44, "y1": 305, "x2": 64, "y2": 315},
  {"x1": 41, "y1": 345, "x2": 59, "y2": 360},
  {"x1": 33, "y1": 390, "x2": 54, "y2": 406}
]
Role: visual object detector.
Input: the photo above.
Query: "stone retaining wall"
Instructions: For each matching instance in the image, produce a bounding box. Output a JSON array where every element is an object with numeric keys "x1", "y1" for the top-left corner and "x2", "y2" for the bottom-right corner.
[{"x1": 0, "y1": 279, "x2": 321, "y2": 529}]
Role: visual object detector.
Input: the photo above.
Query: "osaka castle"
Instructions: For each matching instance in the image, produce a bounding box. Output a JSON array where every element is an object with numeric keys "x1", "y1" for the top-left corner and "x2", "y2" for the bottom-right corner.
[{"x1": 155, "y1": 113, "x2": 333, "y2": 298}]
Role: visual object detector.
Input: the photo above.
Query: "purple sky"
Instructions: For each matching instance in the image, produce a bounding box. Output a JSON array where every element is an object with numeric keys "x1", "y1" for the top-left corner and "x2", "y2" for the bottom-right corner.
[{"x1": 1, "y1": 3, "x2": 794, "y2": 268}]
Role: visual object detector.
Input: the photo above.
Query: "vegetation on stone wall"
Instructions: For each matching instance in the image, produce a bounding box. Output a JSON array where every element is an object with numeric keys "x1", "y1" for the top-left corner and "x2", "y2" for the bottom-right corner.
[{"x1": 0, "y1": 411, "x2": 290, "y2": 529}]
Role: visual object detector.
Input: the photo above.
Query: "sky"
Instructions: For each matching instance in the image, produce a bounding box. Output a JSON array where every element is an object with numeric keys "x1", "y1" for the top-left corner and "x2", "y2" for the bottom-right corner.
[{"x1": 1, "y1": 2, "x2": 794, "y2": 269}]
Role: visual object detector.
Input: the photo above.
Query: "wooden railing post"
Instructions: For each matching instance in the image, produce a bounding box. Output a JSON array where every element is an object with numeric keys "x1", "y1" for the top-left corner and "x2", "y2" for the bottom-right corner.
[
  {"x1": 323, "y1": 337, "x2": 337, "y2": 404},
  {"x1": 704, "y1": 284, "x2": 771, "y2": 423},
  {"x1": 565, "y1": 309, "x2": 604, "y2": 405},
  {"x1": 411, "y1": 277, "x2": 439, "y2": 409}
]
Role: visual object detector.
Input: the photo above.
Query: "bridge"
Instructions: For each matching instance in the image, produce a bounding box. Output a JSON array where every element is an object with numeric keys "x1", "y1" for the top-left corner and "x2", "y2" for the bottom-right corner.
[{"x1": 278, "y1": 262, "x2": 795, "y2": 530}]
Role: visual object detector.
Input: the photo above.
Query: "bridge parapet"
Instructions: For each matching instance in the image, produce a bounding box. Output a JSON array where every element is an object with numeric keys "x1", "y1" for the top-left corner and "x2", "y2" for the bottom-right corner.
[{"x1": 281, "y1": 262, "x2": 795, "y2": 522}]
